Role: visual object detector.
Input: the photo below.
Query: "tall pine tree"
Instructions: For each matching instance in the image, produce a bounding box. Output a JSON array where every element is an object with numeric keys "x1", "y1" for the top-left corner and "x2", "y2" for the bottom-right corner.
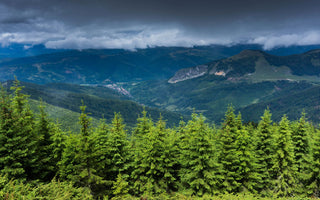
[
  {"x1": 271, "y1": 115, "x2": 297, "y2": 196},
  {"x1": 307, "y1": 128, "x2": 320, "y2": 197},
  {"x1": 33, "y1": 101, "x2": 57, "y2": 182},
  {"x1": 130, "y1": 115, "x2": 178, "y2": 196},
  {"x1": 179, "y1": 113, "x2": 222, "y2": 196},
  {"x1": 0, "y1": 79, "x2": 37, "y2": 181},
  {"x1": 254, "y1": 109, "x2": 275, "y2": 194},
  {"x1": 217, "y1": 106, "x2": 242, "y2": 193}
]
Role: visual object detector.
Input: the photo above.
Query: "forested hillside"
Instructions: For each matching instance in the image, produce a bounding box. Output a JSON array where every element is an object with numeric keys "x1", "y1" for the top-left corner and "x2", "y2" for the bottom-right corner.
[
  {"x1": 128, "y1": 49, "x2": 320, "y2": 124},
  {"x1": 1, "y1": 45, "x2": 320, "y2": 84},
  {"x1": 1, "y1": 80, "x2": 320, "y2": 199},
  {"x1": 1, "y1": 80, "x2": 185, "y2": 129}
]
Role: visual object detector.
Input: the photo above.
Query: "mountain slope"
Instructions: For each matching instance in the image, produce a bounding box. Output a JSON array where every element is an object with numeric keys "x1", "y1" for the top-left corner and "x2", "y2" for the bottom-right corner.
[
  {"x1": 29, "y1": 99, "x2": 100, "y2": 132},
  {"x1": 129, "y1": 79, "x2": 315, "y2": 120},
  {"x1": 2, "y1": 81, "x2": 186, "y2": 127},
  {"x1": 0, "y1": 46, "x2": 234, "y2": 84},
  {"x1": 169, "y1": 49, "x2": 320, "y2": 83},
  {"x1": 2, "y1": 45, "x2": 320, "y2": 84},
  {"x1": 237, "y1": 85, "x2": 320, "y2": 123},
  {"x1": 128, "y1": 49, "x2": 320, "y2": 124}
]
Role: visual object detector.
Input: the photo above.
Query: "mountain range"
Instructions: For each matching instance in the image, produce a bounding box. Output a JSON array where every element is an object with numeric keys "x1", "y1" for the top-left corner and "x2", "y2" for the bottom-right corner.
[
  {"x1": 1, "y1": 44, "x2": 320, "y2": 84},
  {"x1": 128, "y1": 49, "x2": 320, "y2": 123},
  {"x1": 0, "y1": 45, "x2": 320, "y2": 125}
]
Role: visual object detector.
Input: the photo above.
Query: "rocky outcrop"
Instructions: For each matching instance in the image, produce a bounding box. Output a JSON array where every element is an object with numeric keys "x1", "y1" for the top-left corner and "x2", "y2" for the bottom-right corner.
[{"x1": 168, "y1": 65, "x2": 208, "y2": 83}]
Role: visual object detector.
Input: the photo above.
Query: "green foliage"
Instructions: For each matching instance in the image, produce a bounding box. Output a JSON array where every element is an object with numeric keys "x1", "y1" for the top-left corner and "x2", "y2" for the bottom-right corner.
[
  {"x1": 307, "y1": 128, "x2": 320, "y2": 197},
  {"x1": 271, "y1": 115, "x2": 297, "y2": 196},
  {"x1": 0, "y1": 174, "x2": 93, "y2": 200},
  {"x1": 6, "y1": 81, "x2": 184, "y2": 128},
  {"x1": 127, "y1": 49, "x2": 320, "y2": 125},
  {"x1": 130, "y1": 113, "x2": 178, "y2": 196},
  {"x1": 97, "y1": 113, "x2": 131, "y2": 197},
  {"x1": 0, "y1": 79, "x2": 37, "y2": 181},
  {"x1": 292, "y1": 112, "x2": 312, "y2": 193},
  {"x1": 1, "y1": 80, "x2": 320, "y2": 199},
  {"x1": 179, "y1": 113, "x2": 221, "y2": 196},
  {"x1": 239, "y1": 85, "x2": 320, "y2": 124},
  {"x1": 106, "y1": 113, "x2": 129, "y2": 178},
  {"x1": 254, "y1": 109, "x2": 275, "y2": 193},
  {"x1": 33, "y1": 100, "x2": 58, "y2": 182},
  {"x1": 112, "y1": 173, "x2": 129, "y2": 197},
  {"x1": 217, "y1": 106, "x2": 243, "y2": 193}
]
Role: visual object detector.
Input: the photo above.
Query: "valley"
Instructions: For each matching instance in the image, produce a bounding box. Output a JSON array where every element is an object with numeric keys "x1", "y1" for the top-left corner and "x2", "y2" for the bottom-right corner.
[
  {"x1": 1, "y1": 45, "x2": 320, "y2": 127},
  {"x1": 2, "y1": 1, "x2": 320, "y2": 199},
  {"x1": 127, "y1": 49, "x2": 320, "y2": 124},
  {"x1": 2, "y1": 81, "x2": 186, "y2": 130}
]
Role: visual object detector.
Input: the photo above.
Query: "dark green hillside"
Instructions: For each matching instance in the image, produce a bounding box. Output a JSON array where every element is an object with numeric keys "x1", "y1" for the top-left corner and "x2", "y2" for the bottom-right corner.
[
  {"x1": 264, "y1": 49, "x2": 320, "y2": 76},
  {"x1": 0, "y1": 46, "x2": 234, "y2": 84},
  {"x1": 3, "y1": 81, "x2": 185, "y2": 127},
  {"x1": 2, "y1": 45, "x2": 320, "y2": 84},
  {"x1": 28, "y1": 99, "x2": 100, "y2": 132},
  {"x1": 129, "y1": 49, "x2": 319, "y2": 124},
  {"x1": 237, "y1": 85, "x2": 320, "y2": 124},
  {"x1": 128, "y1": 79, "x2": 315, "y2": 123}
]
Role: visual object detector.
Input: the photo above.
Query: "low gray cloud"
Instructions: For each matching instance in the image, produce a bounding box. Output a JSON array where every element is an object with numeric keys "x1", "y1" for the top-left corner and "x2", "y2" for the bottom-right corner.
[{"x1": 0, "y1": 0, "x2": 319, "y2": 49}]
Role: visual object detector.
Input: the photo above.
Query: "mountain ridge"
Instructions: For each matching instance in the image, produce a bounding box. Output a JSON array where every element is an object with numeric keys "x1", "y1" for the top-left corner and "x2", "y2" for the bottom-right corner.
[
  {"x1": 129, "y1": 49, "x2": 320, "y2": 124},
  {"x1": 169, "y1": 49, "x2": 320, "y2": 83},
  {"x1": 2, "y1": 45, "x2": 320, "y2": 84}
]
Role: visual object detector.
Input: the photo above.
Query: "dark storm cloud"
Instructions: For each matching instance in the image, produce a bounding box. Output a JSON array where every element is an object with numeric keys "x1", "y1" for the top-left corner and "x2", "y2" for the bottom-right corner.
[{"x1": 0, "y1": 0, "x2": 320, "y2": 49}]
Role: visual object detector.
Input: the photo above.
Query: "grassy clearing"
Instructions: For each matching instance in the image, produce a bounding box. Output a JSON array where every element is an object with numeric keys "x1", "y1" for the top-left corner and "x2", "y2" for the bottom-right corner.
[{"x1": 246, "y1": 57, "x2": 320, "y2": 83}]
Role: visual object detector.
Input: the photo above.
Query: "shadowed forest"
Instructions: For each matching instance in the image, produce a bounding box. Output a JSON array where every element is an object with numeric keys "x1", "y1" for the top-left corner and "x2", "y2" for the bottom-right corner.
[{"x1": 1, "y1": 80, "x2": 320, "y2": 200}]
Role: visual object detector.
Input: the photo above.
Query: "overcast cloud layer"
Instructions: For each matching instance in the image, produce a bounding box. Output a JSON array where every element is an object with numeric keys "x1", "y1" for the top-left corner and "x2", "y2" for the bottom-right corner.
[{"x1": 0, "y1": 0, "x2": 319, "y2": 50}]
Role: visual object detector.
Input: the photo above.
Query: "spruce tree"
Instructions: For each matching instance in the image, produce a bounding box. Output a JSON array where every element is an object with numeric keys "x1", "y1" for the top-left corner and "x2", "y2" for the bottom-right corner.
[
  {"x1": 308, "y1": 128, "x2": 320, "y2": 197},
  {"x1": 107, "y1": 113, "x2": 129, "y2": 179},
  {"x1": 254, "y1": 109, "x2": 275, "y2": 193},
  {"x1": 132, "y1": 108, "x2": 153, "y2": 140},
  {"x1": 217, "y1": 106, "x2": 242, "y2": 193},
  {"x1": 271, "y1": 115, "x2": 297, "y2": 196},
  {"x1": 0, "y1": 86, "x2": 16, "y2": 177},
  {"x1": 234, "y1": 124, "x2": 259, "y2": 193},
  {"x1": 128, "y1": 109, "x2": 154, "y2": 195},
  {"x1": 292, "y1": 113, "x2": 311, "y2": 171},
  {"x1": 50, "y1": 121, "x2": 65, "y2": 178},
  {"x1": 179, "y1": 113, "x2": 222, "y2": 196},
  {"x1": 33, "y1": 101, "x2": 56, "y2": 182},
  {"x1": 77, "y1": 103, "x2": 105, "y2": 191},
  {"x1": 92, "y1": 118, "x2": 110, "y2": 184},
  {"x1": 131, "y1": 115, "x2": 177, "y2": 196},
  {"x1": 292, "y1": 112, "x2": 311, "y2": 193},
  {"x1": 59, "y1": 133, "x2": 82, "y2": 182},
  {"x1": 0, "y1": 80, "x2": 37, "y2": 181},
  {"x1": 60, "y1": 102, "x2": 105, "y2": 197},
  {"x1": 95, "y1": 113, "x2": 130, "y2": 197}
]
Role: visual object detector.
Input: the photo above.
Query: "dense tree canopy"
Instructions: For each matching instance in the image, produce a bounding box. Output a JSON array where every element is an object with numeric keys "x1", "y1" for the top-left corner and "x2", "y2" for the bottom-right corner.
[{"x1": 0, "y1": 82, "x2": 319, "y2": 199}]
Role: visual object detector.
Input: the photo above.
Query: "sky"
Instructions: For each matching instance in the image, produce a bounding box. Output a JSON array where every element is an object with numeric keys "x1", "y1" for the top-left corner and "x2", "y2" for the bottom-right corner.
[{"x1": 0, "y1": 0, "x2": 320, "y2": 50}]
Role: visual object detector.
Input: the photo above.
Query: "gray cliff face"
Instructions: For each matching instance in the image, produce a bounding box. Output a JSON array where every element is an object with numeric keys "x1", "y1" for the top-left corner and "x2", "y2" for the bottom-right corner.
[{"x1": 168, "y1": 65, "x2": 208, "y2": 83}]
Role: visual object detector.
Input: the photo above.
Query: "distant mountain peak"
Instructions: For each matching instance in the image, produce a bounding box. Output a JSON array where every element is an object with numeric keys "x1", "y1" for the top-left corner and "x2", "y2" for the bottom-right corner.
[{"x1": 168, "y1": 49, "x2": 320, "y2": 83}]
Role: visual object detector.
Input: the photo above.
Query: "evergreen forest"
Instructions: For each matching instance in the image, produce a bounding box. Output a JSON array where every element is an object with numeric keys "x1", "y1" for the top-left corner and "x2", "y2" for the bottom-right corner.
[{"x1": 1, "y1": 80, "x2": 320, "y2": 200}]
